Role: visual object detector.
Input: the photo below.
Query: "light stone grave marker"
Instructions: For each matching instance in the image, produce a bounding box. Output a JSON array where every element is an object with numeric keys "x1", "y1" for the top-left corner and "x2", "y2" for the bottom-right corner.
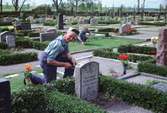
[{"x1": 74, "y1": 61, "x2": 99, "y2": 101}]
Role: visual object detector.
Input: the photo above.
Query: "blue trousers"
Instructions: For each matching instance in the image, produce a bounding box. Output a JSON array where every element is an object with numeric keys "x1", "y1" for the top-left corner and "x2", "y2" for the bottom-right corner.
[{"x1": 38, "y1": 52, "x2": 74, "y2": 83}]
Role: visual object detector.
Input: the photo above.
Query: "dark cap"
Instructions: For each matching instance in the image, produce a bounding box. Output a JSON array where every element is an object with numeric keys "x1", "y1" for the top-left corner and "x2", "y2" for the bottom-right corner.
[{"x1": 68, "y1": 27, "x2": 79, "y2": 35}]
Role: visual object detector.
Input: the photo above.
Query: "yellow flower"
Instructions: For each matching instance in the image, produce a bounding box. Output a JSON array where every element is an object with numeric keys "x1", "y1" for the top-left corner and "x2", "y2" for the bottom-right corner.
[{"x1": 24, "y1": 64, "x2": 32, "y2": 72}]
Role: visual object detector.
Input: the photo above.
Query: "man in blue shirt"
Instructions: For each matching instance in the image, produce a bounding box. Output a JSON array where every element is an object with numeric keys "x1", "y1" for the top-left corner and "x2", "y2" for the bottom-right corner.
[{"x1": 38, "y1": 28, "x2": 79, "y2": 83}]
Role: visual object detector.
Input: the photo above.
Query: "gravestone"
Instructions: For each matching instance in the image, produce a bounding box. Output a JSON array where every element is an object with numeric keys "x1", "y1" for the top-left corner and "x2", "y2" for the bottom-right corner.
[
  {"x1": 119, "y1": 23, "x2": 131, "y2": 34},
  {"x1": 40, "y1": 32, "x2": 56, "y2": 42},
  {"x1": 0, "y1": 78, "x2": 11, "y2": 113},
  {"x1": 90, "y1": 18, "x2": 97, "y2": 25},
  {"x1": 74, "y1": 61, "x2": 99, "y2": 101},
  {"x1": 156, "y1": 28, "x2": 167, "y2": 65},
  {"x1": 6, "y1": 35, "x2": 16, "y2": 48},
  {"x1": 15, "y1": 22, "x2": 31, "y2": 31},
  {"x1": 152, "y1": 83, "x2": 167, "y2": 93},
  {"x1": 58, "y1": 13, "x2": 64, "y2": 30},
  {"x1": 46, "y1": 28, "x2": 57, "y2": 34},
  {"x1": 0, "y1": 31, "x2": 16, "y2": 48}
]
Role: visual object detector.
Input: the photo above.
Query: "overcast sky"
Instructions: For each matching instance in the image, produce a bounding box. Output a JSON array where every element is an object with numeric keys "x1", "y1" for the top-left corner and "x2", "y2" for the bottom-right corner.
[{"x1": 4, "y1": 0, "x2": 167, "y2": 8}]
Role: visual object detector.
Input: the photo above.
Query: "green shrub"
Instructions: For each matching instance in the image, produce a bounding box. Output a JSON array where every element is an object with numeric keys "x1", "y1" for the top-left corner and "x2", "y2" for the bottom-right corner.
[
  {"x1": 28, "y1": 32, "x2": 40, "y2": 37},
  {"x1": 16, "y1": 30, "x2": 32, "y2": 36},
  {"x1": 12, "y1": 86, "x2": 50, "y2": 113},
  {"x1": 32, "y1": 41, "x2": 47, "y2": 50},
  {"x1": 0, "y1": 22, "x2": 12, "y2": 26},
  {"x1": 97, "y1": 28, "x2": 119, "y2": 33},
  {"x1": 48, "y1": 91, "x2": 106, "y2": 113},
  {"x1": 98, "y1": 20, "x2": 120, "y2": 24},
  {"x1": 50, "y1": 78, "x2": 75, "y2": 95},
  {"x1": 93, "y1": 48, "x2": 154, "y2": 63},
  {"x1": 139, "y1": 21, "x2": 166, "y2": 26},
  {"x1": 138, "y1": 63, "x2": 167, "y2": 77},
  {"x1": 43, "y1": 20, "x2": 56, "y2": 26},
  {"x1": 0, "y1": 42, "x2": 8, "y2": 49},
  {"x1": 16, "y1": 38, "x2": 33, "y2": 48},
  {"x1": 12, "y1": 84, "x2": 106, "y2": 113},
  {"x1": 118, "y1": 45, "x2": 156, "y2": 55},
  {"x1": 99, "y1": 76, "x2": 167, "y2": 113},
  {"x1": 16, "y1": 38, "x2": 47, "y2": 50},
  {"x1": 0, "y1": 52, "x2": 37, "y2": 65}
]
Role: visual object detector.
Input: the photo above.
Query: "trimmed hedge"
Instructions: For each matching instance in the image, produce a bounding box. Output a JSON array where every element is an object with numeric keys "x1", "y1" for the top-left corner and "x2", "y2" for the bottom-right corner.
[
  {"x1": 97, "y1": 28, "x2": 119, "y2": 33},
  {"x1": 99, "y1": 76, "x2": 167, "y2": 113},
  {"x1": 138, "y1": 63, "x2": 167, "y2": 77},
  {"x1": 98, "y1": 20, "x2": 120, "y2": 24},
  {"x1": 16, "y1": 38, "x2": 47, "y2": 50},
  {"x1": 118, "y1": 45, "x2": 156, "y2": 55},
  {"x1": 0, "y1": 52, "x2": 37, "y2": 65},
  {"x1": 0, "y1": 42, "x2": 8, "y2": 49},
  {"x1": 139, "y1": 21, "x2": 166, "y2": 26},
  {"x1": 12, "y1": 86, "x2": 50, "y2": 113},
  {"x1": 0, "y1": 22, "x2": 12, "y2": 26},
  {"x1": 43, "y1": 20, "x2": 57, "y2": 26},
  {"x1": 28, "y1": 32, "x2": 40, "y2": 37},
  {"x1": 50, "y1": 78, "x2": 75, "y2": 95},
  {"x1": 93, "y1": 48, "x2": 154, "y2": 63},
  {"x1": 16, "y1": 30, "x2": 33, "y2": 36},
  {"x1": 12, "y1": 84, "x2": 106, "y2": 113}
]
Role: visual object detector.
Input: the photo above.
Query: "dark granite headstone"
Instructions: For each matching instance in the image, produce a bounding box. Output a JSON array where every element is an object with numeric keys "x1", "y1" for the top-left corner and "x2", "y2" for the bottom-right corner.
[
  {"x1": 0, "y1": 78, "x2": 11, "y2": 113},
  {"x1": 58, "y1": 13, "x2": 64, "y2": 30},
  {"x1": 15, "y1": 22, "x2": 31, "y2": 31},
  {"x1": 40, "y1": 32, "x2": 57, "y2": 42}
]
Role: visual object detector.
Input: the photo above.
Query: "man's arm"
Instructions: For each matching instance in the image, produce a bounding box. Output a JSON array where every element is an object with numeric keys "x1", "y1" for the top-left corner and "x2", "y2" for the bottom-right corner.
[
  {"x1": 67, "y1": 53, "x2": 77, "y2": 66},
  {"x1": 47, "y1": 60, "x2": 72, "y2": 69}
]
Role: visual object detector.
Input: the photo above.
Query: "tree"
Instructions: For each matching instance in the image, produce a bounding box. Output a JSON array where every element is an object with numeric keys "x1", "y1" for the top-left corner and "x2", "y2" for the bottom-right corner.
[
  {"x1": 12, "y1": 0, "x2": 27, "y2": 12},
  {"x1": 0, "y1": 0, "x2": 2, "y2": 13},
  {"x1": 165, "y1": 5, "x2": 167, "y2": 24},
  {"x1": 158, "y1": 4, "x2": 163, "y2": 21},
  {"x1": 52, "y1": 0, "x2": 63, "y2": 13},
  {"x1": 137, "y1": 0, "x2": 140, "y2": 13},
  {"x1": 141, "y1": 0, "x2": 146, "y2": 21}
]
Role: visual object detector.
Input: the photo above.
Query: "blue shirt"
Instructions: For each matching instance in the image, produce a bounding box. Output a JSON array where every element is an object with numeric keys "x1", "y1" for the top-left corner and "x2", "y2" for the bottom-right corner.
[{"x1": 44, "y1": 35, "x2": 69, "y2": 61}]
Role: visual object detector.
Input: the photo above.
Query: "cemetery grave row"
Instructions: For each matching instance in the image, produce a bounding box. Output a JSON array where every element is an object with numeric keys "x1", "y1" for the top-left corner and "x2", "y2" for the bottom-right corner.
[{"x1": 2, "y1": 75, "x2": 166, "y2": 113}]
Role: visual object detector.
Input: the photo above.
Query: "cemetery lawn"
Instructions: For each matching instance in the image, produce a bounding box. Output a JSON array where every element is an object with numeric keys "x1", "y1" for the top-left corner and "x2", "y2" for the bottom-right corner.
[{"x1": 69, "y1": 37, "x2": 142, "y2": 52}]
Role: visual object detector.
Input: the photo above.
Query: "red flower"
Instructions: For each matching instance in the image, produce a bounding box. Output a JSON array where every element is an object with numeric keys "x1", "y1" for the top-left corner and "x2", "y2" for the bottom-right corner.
[{"x1": 118, "y1": 54, "x2": 129, "y2": 60}]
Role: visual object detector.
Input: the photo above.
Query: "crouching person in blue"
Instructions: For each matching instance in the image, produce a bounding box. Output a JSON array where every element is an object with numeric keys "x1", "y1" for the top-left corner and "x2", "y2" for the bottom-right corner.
[
  {"x1": 38, "y1": 28, "x2": 79, "y2": 83},
  {"x1": 78, "y1": 27, "x2": 90, "y2": 45}
]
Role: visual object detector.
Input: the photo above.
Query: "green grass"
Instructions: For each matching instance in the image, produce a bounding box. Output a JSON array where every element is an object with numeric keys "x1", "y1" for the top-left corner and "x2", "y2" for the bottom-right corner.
[
  {"x1": 8, "y1": 71, "x2": 63, "y2": 93},
  {"x1": 69, "y1": 37, "x2": 142, "y2": 52}
]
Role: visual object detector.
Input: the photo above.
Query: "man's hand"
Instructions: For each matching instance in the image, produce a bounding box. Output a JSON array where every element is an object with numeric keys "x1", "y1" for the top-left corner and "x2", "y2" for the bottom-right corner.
[
  {"x1": 71, "y1": 58, "x2": 77, "y2": 66},
  {"x1": 64, "y1": 63, "x2": 73, "y2": 69}
]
